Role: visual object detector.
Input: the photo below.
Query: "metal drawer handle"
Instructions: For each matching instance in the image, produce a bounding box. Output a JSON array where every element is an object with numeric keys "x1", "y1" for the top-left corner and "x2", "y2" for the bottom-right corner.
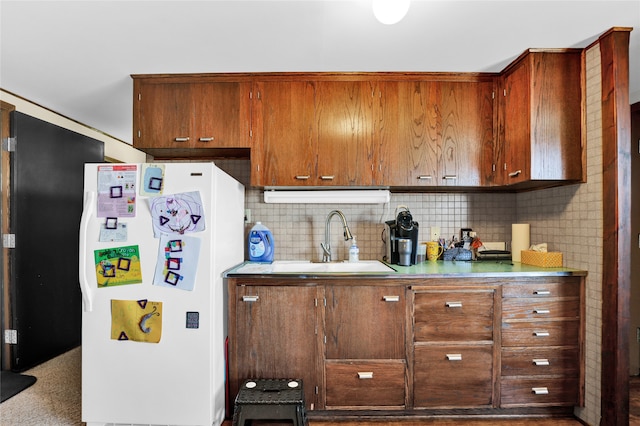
[
  {"x1": 533, "y1": 308, "x2": 550, "y2": 314},
  {"x1": 442, "y1": 175, "x2": 458, "y2": 180},
  {"x1": 357, "y1": 372, "x2": 373, "y2": 379},
  {"x1": 532, "y1": 387, "x2": 549, "y2": 395},
  {"x1": 417, "y1": 175, "x2": 433, "y2": 180},
  {"x1": 174, "y1": 137, "x2": 190, "y2": 142},
  {"x1": 446, "y1": 354, "x2": 462, "y2": 361},
  {"x1": 383, "y1": 295, "x2": 400, "y2": 302},
  {"x1": 242, "y1": 295, "x2": 259, "y2": 302},
  {"x1": 295, "y1": 175, "x2": 310, "y2": 180},
  {"x1": 533, "y1": 290, "x2": 551, "y2": 295},
  {"x1": 508, "y1": 169, "x2": 522, "y2": 177},
  {"x1": 445, "y1": 301, "x2": 462, "y2": 308},
  {"x1": 198, "y1": 137, "x2": 215, "y2": 142},
  {"x1": 533, "y1": 359, "x2": 550, "y2": 366},
  {"x1": 320, "y1": 175, "x2": 334, "y2": 180},
  {"x1": 533, "y1": 331, "x2": 550, "y2": 337}
]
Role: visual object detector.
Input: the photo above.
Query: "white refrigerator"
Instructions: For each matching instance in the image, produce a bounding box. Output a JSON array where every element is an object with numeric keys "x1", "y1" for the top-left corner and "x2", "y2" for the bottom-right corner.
[{"x1": 78, "y1": 162, "x2": 244, "y2": 426}]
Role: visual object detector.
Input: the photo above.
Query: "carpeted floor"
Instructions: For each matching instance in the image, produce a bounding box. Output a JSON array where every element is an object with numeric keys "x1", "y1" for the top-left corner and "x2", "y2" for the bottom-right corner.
[{"x1": 0, "y1": 346, "x2": 82, "y2": 425}]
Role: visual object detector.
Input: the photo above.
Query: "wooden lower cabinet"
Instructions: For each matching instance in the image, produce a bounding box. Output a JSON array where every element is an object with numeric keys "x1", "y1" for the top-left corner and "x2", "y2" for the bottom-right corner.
[
  {"x1": 325, "y1": 360, "x2": 406, "y2": 408},
  {"x1": 500, "y1": 277, "x2": 583, "y2": 408},
  {"x1": 324, "y1": 284, "x2": 407, "y2": 409},
  {"x1": 411, "y1": 286, "x2": 499, "y2": 408},
  {"x1": 229, "y1": 284, "x2": 323, "y2": 409},
  {"x1": 413, "y1": 344, "x2": 494, "y2": 408},
  {"x1": 226, "y1": 275, "x2": 584, "y2": 418}
]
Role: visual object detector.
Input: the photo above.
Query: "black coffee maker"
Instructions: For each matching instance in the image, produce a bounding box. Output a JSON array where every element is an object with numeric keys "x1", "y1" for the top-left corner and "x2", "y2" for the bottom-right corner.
[{"x1": 385, "y1": 207, "x2": 419, "y2": 266}]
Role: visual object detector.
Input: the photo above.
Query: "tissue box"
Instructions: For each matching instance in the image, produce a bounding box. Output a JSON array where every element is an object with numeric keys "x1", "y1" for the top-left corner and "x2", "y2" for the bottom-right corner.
[{"x1": 520, "y1": 250, "x2": 563, "y2": 267}]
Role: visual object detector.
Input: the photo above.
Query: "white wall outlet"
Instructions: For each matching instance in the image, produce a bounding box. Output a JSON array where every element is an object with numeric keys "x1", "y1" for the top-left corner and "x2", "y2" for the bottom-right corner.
[{"x1": 430, "y1": 226, "x2": 440, "y2": 242}]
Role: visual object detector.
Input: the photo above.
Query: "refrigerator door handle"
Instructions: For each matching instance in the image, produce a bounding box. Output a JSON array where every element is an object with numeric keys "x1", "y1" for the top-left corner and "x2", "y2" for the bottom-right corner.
[{"x1": 79, "y1": 191, "x2": 95, "y2": 312}]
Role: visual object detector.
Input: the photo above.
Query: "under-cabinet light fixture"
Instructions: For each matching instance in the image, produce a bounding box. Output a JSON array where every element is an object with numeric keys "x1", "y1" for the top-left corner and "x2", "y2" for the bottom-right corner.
[
  {"x1": 263, "y1": 189, "x2": 391, "y2": 204},
  {"x1": 373, "y1": 0, "x2": 410, "y2": 25}
]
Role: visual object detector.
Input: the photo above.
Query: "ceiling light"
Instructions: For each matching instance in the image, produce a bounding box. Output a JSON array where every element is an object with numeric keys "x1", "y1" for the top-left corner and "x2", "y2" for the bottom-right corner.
[
  {"x1": 263, "y1": 190, "x2": 391, "y2": 204},
  {"x1": 373, "y1": 0, "x2": 410, "y2": 25}
]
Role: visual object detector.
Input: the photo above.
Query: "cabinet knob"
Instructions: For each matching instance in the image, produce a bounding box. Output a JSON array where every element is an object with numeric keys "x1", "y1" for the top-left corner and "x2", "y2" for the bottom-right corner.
[
  {"x1": 198, "y1": 137, "x2": 215, "y2": 142},
  {"x1": 533, "y1": 290, "x2": 551, "y2": 296},
  {"x1": 174, "y1": 137, "x2": 190, "y2": 142},
  {"x1": 533, "y1": 308, "x2": 550, "y2": 314},
  {"x1": 533, "y1": 359, "x2": 550, "y2": 366},
  {"x1": 383, "y1": 295, "x2": 400, "y2": 302},
  {"x1": 531, "y1": 387, "x2": 549, "y2": 395},
  {"x1": 417, "y1": 175, "x2": 433, "y2": 180},
  {"x1": 295, "y1": 175, "x2": 310, "y2": 180},
  {"x1": 445, "y1": 301, "x2": 462, "y2": 308},
  {"x1": 242, "y1": 295, "x2": 259, "y2": 302},
  {"x1": 446, "y1": 354, "x2": 462, "y2": 361},
  {"x1": 357, "y1": 372, "x2": 374, "y2": 379},
  {"x1": 508, "y1": 170, "x2": 522, "y2": 177},
  {"x1": 442, "y1": 175, "x2": 458, "y2": 180},
  {"x1": 320, "y1": 175, "x2": 334, "y2": 180}
]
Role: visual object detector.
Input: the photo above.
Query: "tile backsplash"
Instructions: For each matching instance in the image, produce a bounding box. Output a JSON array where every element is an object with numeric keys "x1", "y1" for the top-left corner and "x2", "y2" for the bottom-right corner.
[{"x1": 216, "y1": 159, "x2": 517, "y2": 262}]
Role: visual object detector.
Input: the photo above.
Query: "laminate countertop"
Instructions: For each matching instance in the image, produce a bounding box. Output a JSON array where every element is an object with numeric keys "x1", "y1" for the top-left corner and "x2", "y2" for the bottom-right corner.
[{"x1": 224, "y1": 259, "x2": 587, "y2": 279}]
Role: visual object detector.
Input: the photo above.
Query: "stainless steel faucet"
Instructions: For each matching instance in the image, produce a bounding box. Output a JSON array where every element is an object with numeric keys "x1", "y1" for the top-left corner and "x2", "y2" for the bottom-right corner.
[{"x1": 320, "y1": 210, "x2": 353, "y2": 262}]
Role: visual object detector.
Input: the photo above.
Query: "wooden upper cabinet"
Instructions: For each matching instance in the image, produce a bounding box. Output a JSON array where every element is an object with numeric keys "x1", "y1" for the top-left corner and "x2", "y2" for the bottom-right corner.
[
  {"x1": 440, "y1": 81, "x2": 494, "y2": 186},
  {"x1": 315, "y1": 81, "x2": 375, "y2": 186},
  {"x1": 396, "y1": 81, "x2": 440, "y2": 186},
  {"x1": 251, "y1": 80, "x2": 317, "y2": 187},
  {"x1": 498, "y1": 50, "x2": 583, "y2": 187},
  {"x1": 133, "y1": 77, "x2": 250, "y2": 156},
  {"x1": 394, "y1": 80, "x2": 493, "y2": 187},
  {"x1": 371, "y1": 81, "x2": 401, "y2": 186}
]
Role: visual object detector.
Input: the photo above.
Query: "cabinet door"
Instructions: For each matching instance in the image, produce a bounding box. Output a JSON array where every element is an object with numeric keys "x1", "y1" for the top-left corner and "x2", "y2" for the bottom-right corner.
[
  {"x1": 135, "y1": 81, "x2": 193, "y2": 148},
  {"x1": 315, "y1": 81, "x2": 374, "y2": 186},
  {"x1": 325, "y1": 285, "x2": 405, "y2": 359},
  {"x1": 251, "y1": 81, "x2": 317, "y2": 186},
  {"x1": 193, "y1": 82, "x2": 248, "y2": 148},
  {"x1": 528, "y1": 52, "x2": 582, "y2": 181},
  {"x1": 134, "y1": 80, "x2": 249, "y2": 150},
  {"x1": 371, "y1": 81, "x2": 400, "y2": 186},
  {"x1": 414, "y1": 344, "x2": 494, "y2": 408},
  {"x1": 502, "y1": 59, "x2": 531, "y2": 184},
  {"x1": 440, "y1": 81, "x2": 494, "y2": 186},
  {"x1": 234, "y1": 285, "x2": 321, "y2": 409},
  {"x1": 396, "y1": 81, "x2": 441, "y2": 186}
]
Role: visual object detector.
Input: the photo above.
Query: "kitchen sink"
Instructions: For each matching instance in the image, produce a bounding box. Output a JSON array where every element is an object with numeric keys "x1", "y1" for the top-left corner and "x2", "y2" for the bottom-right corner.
[{"x1": 270, "y1": 260, "x2": 395, "y2": 273}]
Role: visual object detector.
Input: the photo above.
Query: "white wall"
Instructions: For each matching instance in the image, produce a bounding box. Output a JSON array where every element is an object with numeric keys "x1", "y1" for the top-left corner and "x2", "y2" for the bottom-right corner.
[{"x1": 0, "y1": 90, "x2": 146, "y2": 163}]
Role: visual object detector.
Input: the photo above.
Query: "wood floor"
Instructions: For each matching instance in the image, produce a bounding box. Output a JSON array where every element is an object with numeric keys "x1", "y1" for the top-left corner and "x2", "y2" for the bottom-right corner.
[
  {"x1": 224, "y1": 419, "x2": 583, "y2": 425},
  {"x1": 223, "y1": 376, "x2": 640, "y2": 426}
]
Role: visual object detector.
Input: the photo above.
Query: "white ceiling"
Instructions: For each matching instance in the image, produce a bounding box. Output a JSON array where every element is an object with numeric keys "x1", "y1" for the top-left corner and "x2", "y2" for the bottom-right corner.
[{"x1": 1, "y1": 0, "x2": 638, "y2": 144}]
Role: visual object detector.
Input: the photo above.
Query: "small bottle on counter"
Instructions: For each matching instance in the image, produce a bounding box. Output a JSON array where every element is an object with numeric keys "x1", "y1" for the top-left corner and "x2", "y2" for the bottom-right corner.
[{"x1": 349, "y1": 236, "x2": 359, "y2": 262}]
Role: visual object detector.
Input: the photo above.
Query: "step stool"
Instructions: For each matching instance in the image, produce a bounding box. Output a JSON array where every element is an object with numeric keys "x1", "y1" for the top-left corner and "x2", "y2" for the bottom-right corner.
[{"x1": 232, "y1": 378, "x2": 308, "y2": 426}]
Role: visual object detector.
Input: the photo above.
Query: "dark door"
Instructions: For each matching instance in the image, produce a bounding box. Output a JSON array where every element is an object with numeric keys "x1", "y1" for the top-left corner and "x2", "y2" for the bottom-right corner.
[{"x1": 7, "y1": 112, "x2": 103, "y2": 371}]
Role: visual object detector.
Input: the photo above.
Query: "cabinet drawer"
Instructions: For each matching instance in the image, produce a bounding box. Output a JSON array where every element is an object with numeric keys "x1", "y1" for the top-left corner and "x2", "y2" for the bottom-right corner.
[
  {"x1": 502, "y1": 279, "x2": 580, "y2": 298},
  {"x1": 414, "y1": 290, "x2": 494, "y2": 341},
  {"x1": 325, "y1": 360, "x2": 405, "y2": 408},
  {"x1": 502, "y1": 298, "x2": 580, "y2": 320},
  {"x1": 502, "y1": 320, "x2": 579, "y2": 347},
  {"x1": 501, "y1": 347, "x2": 579, "y2": 377},
  {"x1": 500, "y1": 377, "x2": 579, "y2": 407},
  {"x1": 414, "y1": 344, "x2": 494, "y2": 408}
]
